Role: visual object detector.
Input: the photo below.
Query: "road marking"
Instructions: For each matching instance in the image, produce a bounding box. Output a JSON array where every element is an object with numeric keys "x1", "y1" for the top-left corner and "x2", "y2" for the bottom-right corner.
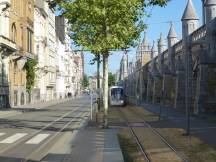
[
  {"x1": 0, "y1": 133, "x2": 28, "y2": 144},
  {"x1": 26, "y1": 134, "x2": 50, "y2": 144},
  {"x1": 0, "y1": 133, "x2": 6, "y2": 137}
]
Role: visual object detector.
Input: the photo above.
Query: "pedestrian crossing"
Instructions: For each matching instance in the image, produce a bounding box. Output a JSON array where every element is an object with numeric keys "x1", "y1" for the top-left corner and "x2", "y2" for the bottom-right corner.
[
  {"x1": 0, "y1": 133, "x2": 51, "y2": 145},
  {"x1": 0, "y1": 133, "x2": 28, "y2": 144},
  {"x1": 26, "y1": 134, "x2": 50, "y2": 144}
]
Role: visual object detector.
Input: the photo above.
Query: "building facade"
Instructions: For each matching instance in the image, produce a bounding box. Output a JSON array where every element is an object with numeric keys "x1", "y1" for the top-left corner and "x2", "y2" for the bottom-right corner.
[
  {"x1": 123, "y1": 0, "x2": 216, "y2": 114},
  {"x1": 9, "y1": 0, "x2": 35, "y2": 107},
  {"x1": 34, "y1": 0, "x2": 49, "y2": 102},
  {"x1": 45, "y1": 7, "x2": 57, "y2": 101},
  {"x1": 0, "y1": 0, "x2": 16, "y2": 108},
  {"x1": 0, "y1": 0, "x2": 84, "y2": 108}
]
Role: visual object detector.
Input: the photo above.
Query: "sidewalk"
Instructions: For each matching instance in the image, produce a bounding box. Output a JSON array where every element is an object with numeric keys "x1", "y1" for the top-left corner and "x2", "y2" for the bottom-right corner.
[
  {"x1": 0, "y1": 110, "x2": 22, "y2": 119},
  {"x1": 0, "y1": 97, "x2": 75, "y2": 118},
  {"x1": 62, "y1": 127, "x2": 124, "y2": 162},
  {"x1": 139, "y1": 102, "x2": 216, "y2": 148},
  {"x1": 12, "y1": 97, "x2": 74, "y2": 111}
]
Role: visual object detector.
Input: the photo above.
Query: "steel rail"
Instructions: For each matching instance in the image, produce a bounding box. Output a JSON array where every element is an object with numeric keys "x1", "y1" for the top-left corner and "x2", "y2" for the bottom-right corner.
[
  {"x1": 118, "y1": 109, "x2": 151, "y2": 162},
  {"x1": 0, "y1": 106, "x2": 81, "y2": 154},
  {"x1": 128, "y1": 107, "x2": 189, "y2": 162},
  {"x1": 23, "y1": 110, "x2": 90, "y2": 162}
]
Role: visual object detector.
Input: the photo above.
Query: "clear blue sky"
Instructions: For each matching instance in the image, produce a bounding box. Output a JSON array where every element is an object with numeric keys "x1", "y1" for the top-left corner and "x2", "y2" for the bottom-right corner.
[{"x1": 84, "y1": 0, "x2": 203, "y2": 76}]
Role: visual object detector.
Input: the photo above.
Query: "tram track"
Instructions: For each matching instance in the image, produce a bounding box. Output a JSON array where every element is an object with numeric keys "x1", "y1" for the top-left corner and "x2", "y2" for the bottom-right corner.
[
  {"x1": 0, "y1": 106, "x2": 82, "y2": 155},
  {"x1": 23, "y1": 109, "x2": 90, "y2": 162},
  {"x1": 118, "y1": 108, "x2": 151, "y2": 162},
  {"x1": 118, "y1": 107, "x2": 188, "y2": 162}
]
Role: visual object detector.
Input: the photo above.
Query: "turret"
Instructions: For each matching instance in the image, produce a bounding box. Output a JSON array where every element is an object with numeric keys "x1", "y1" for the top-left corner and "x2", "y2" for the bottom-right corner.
[
  {"x1": 158, "y1": 33, "x2": 166, "y2": 54},
  {"x1": 167, "y1": 23, "x2": 178, "y2": 71},
  {"x1": 122, "y1": 52, "x2": 128, "y2": 79},
  {"x1": 158, "y1": 33, "x2": 166, "y2": 71},
  {"x1": 181, "y1": 0, "x2": 199, "y2": 41},
  {"x1": 140, "y1": 32, "x2": 151, "y2": 65},
  {"x1": 204, "y1": 0, "x2": 216, "y2": 26},
  {"x1": 142, "y1": 32, "x2": 151, "y2": 51},
  {"x1": 167, "y1": 23, "x2": 178, "y2": 48},
  {"x1": 151, "y1": 41, "x2": 157, "y2": 59},
  {"x1": 202, "y1": 0, "x2": 206, "y2": 24}
]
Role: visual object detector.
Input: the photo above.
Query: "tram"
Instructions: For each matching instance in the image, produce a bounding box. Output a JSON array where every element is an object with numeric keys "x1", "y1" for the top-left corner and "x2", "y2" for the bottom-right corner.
[{"x1": 109, "y1": 86, "x2": 126, "y2": 106}]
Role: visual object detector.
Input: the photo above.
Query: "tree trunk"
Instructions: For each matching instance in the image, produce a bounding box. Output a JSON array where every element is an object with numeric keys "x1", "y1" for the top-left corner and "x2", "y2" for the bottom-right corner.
[
  {"x1": 103, "y1": 53, "x2": 109, "y2": 128},
  {"x1": 97, "y1": 56, "x2": 101, "y2": 111}
]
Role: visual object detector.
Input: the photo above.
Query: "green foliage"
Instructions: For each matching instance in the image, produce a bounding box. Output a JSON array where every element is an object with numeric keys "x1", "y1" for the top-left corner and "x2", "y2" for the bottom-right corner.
[
  {"x1": 108, "y1": 72, "x2": 116, "y2": 87},
  {"x1": 49, "y1": 0, "x2": 169, "y2": 55},
  {"x1": 24, "y1": 59, "x2": 38, "y2": 92},
  {"x1": 82, "y1": 74, "x2": 89, "y2": 88}
]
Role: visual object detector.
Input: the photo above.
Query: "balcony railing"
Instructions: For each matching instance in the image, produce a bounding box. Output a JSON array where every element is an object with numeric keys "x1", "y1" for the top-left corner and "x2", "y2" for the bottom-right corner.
[{"x1": 0, "y1": 35, "x2": 16, "y2": 51}]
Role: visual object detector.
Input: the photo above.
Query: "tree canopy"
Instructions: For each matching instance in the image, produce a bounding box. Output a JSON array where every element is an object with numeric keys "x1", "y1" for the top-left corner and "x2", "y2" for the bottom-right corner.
[
  {"x1": 49, "y1": 0, "x2": 169, "y2": 54},
  {"x1": 108, "y1": 72, "x2": 116, "y2": 87},
  {"x1": 82, "y1": 74, "x2": 89, "y2": 88},
  {"x1": 49, "y1": 0, "x2": 170, "y2": 127}
]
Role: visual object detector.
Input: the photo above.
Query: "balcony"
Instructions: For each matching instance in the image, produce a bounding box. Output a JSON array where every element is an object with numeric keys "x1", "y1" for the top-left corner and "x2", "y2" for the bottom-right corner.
[
  {"x1": 44, "y1": 65, "x2": 56, "y2": 73},
  {"x1": 48, "y1": 80, "x2": 56, "y2": 87},
  {"x1": 0, "y1": 35, "x2": 16, "y2": 52},
  {"x1": 25, "y1": 51, "x2": 36, "y2": 60},
  {"x1": 35, "y1": 0, "x2": 48, "y2": 16}
]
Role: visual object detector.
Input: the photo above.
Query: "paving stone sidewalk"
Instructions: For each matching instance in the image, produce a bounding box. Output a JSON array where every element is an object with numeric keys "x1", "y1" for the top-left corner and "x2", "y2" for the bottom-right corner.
[
  {"x1": 0, "y1": 110, "x2": 22, "y2": 119},
  {"x1": 62, "y1": 127, "x2": 124, "y2": 162},
  {"x1": 0, "y1": 97, "x2": 77, "y2": 118},
  {"x1": 12, "y1": 97, "x2": 75, "y2": 110},
  {"x1": 140, "y1": 102, "x2": 216, "y2": 148}
]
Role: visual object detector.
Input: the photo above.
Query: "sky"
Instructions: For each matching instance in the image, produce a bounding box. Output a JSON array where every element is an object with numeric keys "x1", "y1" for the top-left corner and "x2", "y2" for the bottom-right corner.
[{"x1": 84, "y1": 0, "x2": 203, "y2": 76}]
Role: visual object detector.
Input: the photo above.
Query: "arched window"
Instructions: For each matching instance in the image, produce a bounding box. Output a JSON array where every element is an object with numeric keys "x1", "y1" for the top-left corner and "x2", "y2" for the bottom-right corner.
[{"x1": 11, "y1": 23, "x2": 17, "y2": 42}]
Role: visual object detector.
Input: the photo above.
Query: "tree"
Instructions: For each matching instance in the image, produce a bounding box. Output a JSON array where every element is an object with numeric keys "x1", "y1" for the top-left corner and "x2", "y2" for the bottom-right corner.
[
  {"x1": 108, "y1": 72, "x2": 116, "y2": 87},
  {"x1": 49, "y1": 0, "x2": 169, "y2": 128},
  {"x1": 90, "y1": 54, "x2": 102, "y2": 111},
  {"x1": 82, "y1": 74, "x2": 89, "y2": 89}
]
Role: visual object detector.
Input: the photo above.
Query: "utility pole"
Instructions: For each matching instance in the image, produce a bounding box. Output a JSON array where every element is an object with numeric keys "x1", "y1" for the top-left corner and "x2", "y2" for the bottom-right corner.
[{"x1": 185, "y1": 44, "x2": 191, "y2": 136}]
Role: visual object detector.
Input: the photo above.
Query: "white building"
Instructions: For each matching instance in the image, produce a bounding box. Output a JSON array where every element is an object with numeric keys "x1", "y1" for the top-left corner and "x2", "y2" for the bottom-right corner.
[
  {"x1": 46, "y1": 7, "x2": 57, "y2": 101},
  {"x1": 0, "y1": 0, "x2": 16, "y2": 108},
  {"x1": 34, "y1": 0, "x2": 49, "y2": 102},
  {"x1": 56, "y1": 38, "x2": 66, "y2": 99},
  {"x1": 34, "y1": 0, "x2": 57, "y2": 102}
]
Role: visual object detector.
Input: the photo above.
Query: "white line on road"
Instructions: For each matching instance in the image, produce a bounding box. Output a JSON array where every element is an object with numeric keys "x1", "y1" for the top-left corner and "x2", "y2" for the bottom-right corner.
[
  {"x1": 0, "y1": 133, "x2": 6, "y2": 137},
  {"x1": 26, "y1": 134, "x2": 50, "y2": 144},
  {"x1": 0, "y1": 133, "x2": 28, "y2": 144}
]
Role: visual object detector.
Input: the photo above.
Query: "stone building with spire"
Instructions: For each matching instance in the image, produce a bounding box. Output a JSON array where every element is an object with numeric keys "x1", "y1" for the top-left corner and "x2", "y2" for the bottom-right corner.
[{"x1": 123, "y1": 0, "x2": 216, "y2": 114}]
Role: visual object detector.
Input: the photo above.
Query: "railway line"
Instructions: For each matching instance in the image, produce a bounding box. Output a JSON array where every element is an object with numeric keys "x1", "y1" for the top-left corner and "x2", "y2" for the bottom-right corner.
[{"x1": 117, "y1": 106, "x2": 188, "y2": 162}]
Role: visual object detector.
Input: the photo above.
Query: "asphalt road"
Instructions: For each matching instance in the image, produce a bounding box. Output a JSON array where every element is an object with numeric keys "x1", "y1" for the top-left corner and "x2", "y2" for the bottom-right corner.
[{"x1": 0, "y1": 95, "x2": 91, "y2": 162}]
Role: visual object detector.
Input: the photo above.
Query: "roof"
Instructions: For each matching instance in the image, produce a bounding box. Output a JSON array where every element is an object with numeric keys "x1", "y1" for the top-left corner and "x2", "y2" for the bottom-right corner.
[
  {"x1": 167, "y1": 23, "x2": 177, "y2": 38},
  {"x1": 142, "y1": 32, "x2": 150, "y2": 47},
  {"x1": 181, "y1": 0, "x2": 199, "y2": 20},
  {"x1": 158, "y1": 33, "x2": 165, "y2": 46}
]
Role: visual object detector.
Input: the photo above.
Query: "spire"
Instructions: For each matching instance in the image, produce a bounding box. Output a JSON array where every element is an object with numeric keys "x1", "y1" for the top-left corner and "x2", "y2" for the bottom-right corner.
[
  {"x1": 182, "y1": 0, "x2": 199, "y2": 21},
  {"x1": 159, "y1": 33, "x2": 165, "y2": 47},
  {"x1": 168, "y1": 23, "x2": 177, "y2": 39},
  {"x1": 142, "y1": 32, "x2": 150, "y2": 47},
  {"x1": 151, "y1": 41, "x2": 157, "y2": 59},
  {"x1": 158, "y1": 33, "x2": 165, "y2": 59}
]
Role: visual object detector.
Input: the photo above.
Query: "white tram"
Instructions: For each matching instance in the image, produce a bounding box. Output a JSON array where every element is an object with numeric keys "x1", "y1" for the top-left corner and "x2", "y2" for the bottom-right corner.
[{"x1": 109, "y1": 86, "x2": 125, "y2": 106}]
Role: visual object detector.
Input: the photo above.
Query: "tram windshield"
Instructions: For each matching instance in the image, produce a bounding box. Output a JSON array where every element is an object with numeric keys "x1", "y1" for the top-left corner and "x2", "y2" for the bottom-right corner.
[{"x1": 111, "y1": 88, "x2": 123, "y2": 100}]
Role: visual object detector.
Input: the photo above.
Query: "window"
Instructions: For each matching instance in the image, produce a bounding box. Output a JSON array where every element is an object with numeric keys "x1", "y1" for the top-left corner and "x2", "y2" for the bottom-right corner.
[
  {"x1": 27, "y1": 28, "x2": 33, "y2": 53},
  {"x1": 28, "y1": 1, "x2": 32, "y2": 12},
  {"x1": 12, "y1": 23, "x2": 16, "y2": 42}
]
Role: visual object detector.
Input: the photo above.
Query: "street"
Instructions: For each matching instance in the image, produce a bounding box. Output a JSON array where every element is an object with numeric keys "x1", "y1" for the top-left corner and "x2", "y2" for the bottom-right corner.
[{"x1": 0, "y1": 96, "x2": 91, "y2": 162}]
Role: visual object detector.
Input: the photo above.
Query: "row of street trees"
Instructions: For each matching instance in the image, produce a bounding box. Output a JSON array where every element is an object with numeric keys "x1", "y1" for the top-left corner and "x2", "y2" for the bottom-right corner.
[{"x1": 49, "y1": 0, "x2": 169, "y2": 128}]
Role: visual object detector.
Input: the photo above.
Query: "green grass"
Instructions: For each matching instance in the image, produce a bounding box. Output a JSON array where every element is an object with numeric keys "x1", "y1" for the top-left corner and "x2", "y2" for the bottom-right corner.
[{"x1": 118, "y1": 130, "x2": 142, "y2": 162}]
